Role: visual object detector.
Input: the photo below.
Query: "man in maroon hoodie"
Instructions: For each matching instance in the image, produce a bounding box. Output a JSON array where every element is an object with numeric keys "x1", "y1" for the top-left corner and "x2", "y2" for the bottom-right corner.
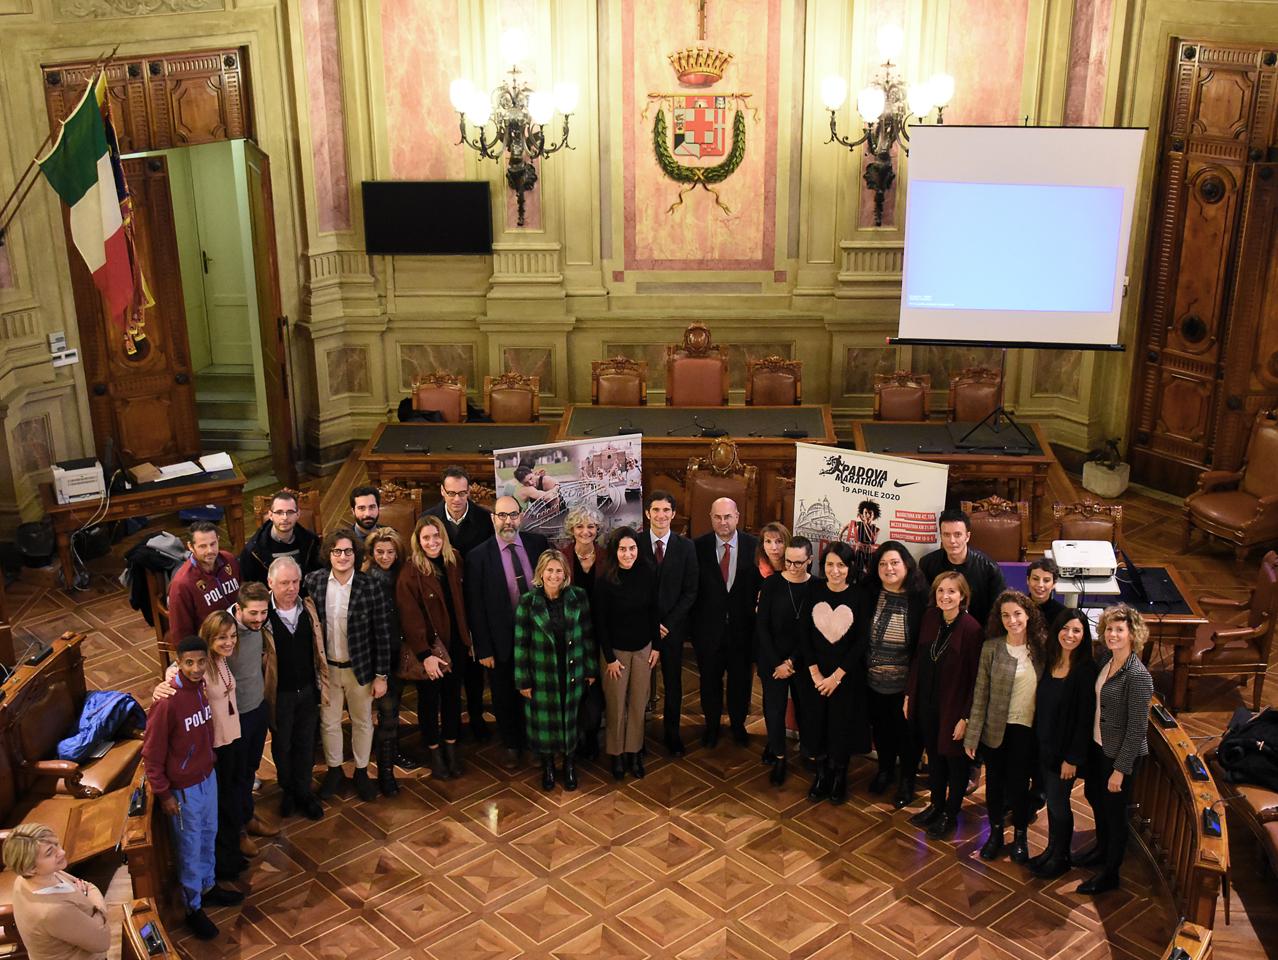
[
  {"x1": 142, "y1": 635, "x2": 244, "y2": 940},
  {"x1": 167, "y1": 521, "x2": 242, "y2": 646}
]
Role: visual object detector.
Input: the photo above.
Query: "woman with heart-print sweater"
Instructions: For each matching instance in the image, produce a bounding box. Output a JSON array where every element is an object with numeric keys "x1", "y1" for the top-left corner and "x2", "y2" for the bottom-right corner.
[{"x1": 799, "y1": 541, "x2": 870, "y2": 805}]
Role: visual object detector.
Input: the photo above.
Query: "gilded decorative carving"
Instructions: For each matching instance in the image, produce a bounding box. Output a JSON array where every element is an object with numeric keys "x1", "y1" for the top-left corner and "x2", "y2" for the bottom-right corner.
[{"x1": 54, "y1": 0, "x2": 223, "y2": 19}]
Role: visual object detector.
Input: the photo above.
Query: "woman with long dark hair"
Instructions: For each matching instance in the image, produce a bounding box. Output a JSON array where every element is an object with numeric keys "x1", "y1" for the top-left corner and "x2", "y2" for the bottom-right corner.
[
  {"x1": 1028, "y1": 608, "x2": 1097, "y2": 878},
  {"x1": 799, "y1": 541, "x2": 867, "y2": 805},
  {"x1": 905, "y1": 572, "x2": 984, "y2": 838},
  {"x1": 397, "y1": 515, "x2": 470, "y2": 780},
  {"x1": 756, "y1": 536, "x2": 815, "y2": 785},
  {"x1": 855, "y1": 540, "x2": 928, "y2": 807},
  {"x1": 1076, "y1": 604, "x2": 1154, "y2": 894},
  {"x1": 964, "y1": 590, "x2": 1047, "y2": 862},
  {"x1": 363, "y1": 526, "x2": 412, "y2": 795}
]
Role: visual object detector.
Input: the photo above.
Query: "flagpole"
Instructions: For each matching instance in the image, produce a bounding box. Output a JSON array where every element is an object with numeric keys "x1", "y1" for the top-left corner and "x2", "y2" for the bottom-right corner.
[{"x1": 0, "y1": 45, "x2": 119, "y2": 247}]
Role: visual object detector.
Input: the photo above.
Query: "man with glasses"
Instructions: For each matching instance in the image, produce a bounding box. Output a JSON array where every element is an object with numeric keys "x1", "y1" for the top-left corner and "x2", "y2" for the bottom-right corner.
[
  {"x1": 305, "y1": 530, "x2": 392, "y2": 802},
  {"x1": 464, "y1": 496, "x2": 550, "y2": 769},
  {"x1": 240, "y1": 489, "x2": 322, "y2": 584},
  {"x1": 426, "y1": 466, "x2": 495, "y2": 740}
]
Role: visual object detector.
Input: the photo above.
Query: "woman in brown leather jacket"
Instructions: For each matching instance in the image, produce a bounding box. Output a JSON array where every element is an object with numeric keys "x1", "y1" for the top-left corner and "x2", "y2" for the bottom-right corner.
[{"x1": 397, "y1": 514, "x2": 470, "y2": 780}]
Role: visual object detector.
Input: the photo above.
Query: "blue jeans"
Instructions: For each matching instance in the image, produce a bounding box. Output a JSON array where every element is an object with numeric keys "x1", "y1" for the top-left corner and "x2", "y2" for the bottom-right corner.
[{"x1": 169, "y1": 771, "x2": 217, "y2": 911}]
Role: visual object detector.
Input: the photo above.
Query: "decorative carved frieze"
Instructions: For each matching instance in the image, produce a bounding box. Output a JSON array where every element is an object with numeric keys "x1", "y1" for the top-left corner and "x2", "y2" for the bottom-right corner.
[{"x1": 54, "y1": 0, "x2": 223, "y2": 20}]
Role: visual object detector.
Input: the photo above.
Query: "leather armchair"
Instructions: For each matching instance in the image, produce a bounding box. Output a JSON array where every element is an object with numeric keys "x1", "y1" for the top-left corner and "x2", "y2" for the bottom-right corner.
[
  {"x1": 665, "y1": 322, "x2": 729, "y2": 406},
  {"x1": 1053, "y1": 499, "x2": 1122, "y2": 546},
  {"x1": 873, "y1": 371, "x2": 931, "y2": 421},
  {"x1": 684, "y1": 439, "x2": 758, "y2": 538},
  {"x1": 1181, "y1": 551, "x2": 1278, "y2": 710},
  {"x1": 592, "y1": 356, "x2": 648, "y2": 405},
  {"x1": 746, "y1": 356, "x2": 802, "y2": 406},
  {"x1": 376, "y1": 482, "x2": 422, "y2": 543},
  {"x1": 484, "y1": 373, "x2": 540, "y2": 422},
  {"x1": 949, "y1": 366, "x2": 1002, "y2": 423},
  {"x1": 254, "y1": 488, "x2": 321, "y2": 532},
  {"x1": 961, "y1": 495, "x2": 1029, "y2": 562},
  {"x1": 411, "y1": 372, "x2": 467, "y2": 423},
  {"x1": 1184, "y1": 408, "x2": 1278, "y2": 563}
]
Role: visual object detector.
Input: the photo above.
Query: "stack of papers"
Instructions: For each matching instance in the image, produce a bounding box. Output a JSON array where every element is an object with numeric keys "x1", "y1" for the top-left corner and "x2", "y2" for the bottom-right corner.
[
  {"x1": 157, "y1": 461, "x2": 201, "y2": 480},
  {"x1": 199, "y1": 452, "x2": 234, "y2": 472}
]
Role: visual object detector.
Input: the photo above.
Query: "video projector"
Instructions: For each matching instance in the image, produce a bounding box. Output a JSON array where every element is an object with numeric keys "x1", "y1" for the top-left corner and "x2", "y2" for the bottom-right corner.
[{"x1": 1052, "y1": 540, "x2": 1118, "y2": 579}]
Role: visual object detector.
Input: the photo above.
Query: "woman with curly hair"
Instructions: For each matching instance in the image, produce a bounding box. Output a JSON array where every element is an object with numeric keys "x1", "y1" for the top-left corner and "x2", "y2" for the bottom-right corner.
[
  {"x1": 1076, "y1": 604, "x2": 1154, "y2": 894},
  {"x1": 963, "y1": 590, "x2": 1047, "y2": 862}
]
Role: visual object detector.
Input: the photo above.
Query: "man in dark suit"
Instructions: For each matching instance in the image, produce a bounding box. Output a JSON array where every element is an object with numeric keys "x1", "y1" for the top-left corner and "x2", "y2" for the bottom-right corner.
[
  {"x1": 425, "y1": 466, "x2": 495, "y2": 740},
  {"x1": 637, "y1": 489, "x2": 699, "y2": 756},
  {"x1": 464, "y1": 495, "x2": 550, "y2": 769},
  {"x1": 692, "y1": 497, "x2": 761, "y2": 748}
]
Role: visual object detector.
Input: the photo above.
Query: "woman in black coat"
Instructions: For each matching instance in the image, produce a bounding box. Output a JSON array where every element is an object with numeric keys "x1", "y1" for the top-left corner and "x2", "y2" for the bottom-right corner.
[
  {"x1": 1028, "y1": 609, "x2": 1097, "y2": 878},
  {"x1": 756, "y1": 536, "x2": 815, "y2": 786},
  {"x1": 855, "y1": 540, "x2": 928, "y2": 807}
]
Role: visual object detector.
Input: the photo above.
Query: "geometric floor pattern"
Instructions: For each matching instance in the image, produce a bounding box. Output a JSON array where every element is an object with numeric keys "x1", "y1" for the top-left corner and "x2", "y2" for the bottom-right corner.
[{"x1": 4, "y1": 476, "x2": 1275, "y2": 960}]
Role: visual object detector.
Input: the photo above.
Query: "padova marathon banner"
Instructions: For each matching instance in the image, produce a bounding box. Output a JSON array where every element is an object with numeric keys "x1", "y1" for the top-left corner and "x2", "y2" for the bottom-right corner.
[{"x1": 791, "y1": 442, "x2": 950, "y2": 575}]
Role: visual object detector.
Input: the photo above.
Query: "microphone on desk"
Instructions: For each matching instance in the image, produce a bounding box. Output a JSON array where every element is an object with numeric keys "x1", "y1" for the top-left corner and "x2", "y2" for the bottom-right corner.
[
  {"x1": 781, "y1": 424, "x2": 808, "y2": 439},
  {"x1": 476, "y1": 446, "x2": 493, "y2": 456},
  {"x1": 403, "y1": 443, "x2": 430, "y2": 454},
  {"x1": 693, "y1": 415, "x2": 727, "y2": 438}
]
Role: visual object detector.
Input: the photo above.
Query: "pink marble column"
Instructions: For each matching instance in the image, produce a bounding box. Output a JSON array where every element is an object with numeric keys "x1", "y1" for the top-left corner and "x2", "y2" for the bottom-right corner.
[
  {"x1": 381, "y1": 0, "x2": 464, "y2": 180},
  {"x1": 301, "y1": 0, "x2": 351, "y2": 233},
  {"x1": 944, "y1": 0, "x2": 1029, "y2": 125},
  {"x1": 1064, "y1": 0, "x2": 1114, "y2": 126}
]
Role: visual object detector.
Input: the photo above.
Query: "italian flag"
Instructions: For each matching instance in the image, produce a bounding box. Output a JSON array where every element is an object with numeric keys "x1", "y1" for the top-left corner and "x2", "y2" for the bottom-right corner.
[{"x1": 38, "y1": 71, "x2": 135, "y2": 328}]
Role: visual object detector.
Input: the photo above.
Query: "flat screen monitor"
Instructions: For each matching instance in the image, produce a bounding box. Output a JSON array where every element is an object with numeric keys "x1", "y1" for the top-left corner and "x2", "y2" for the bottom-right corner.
[
  {"x1": 361, "y1": 180, "x2": 493, "y2": 255},
  {"x1": 898, "y1": 126, "x2": 1146, "y2": 348}
]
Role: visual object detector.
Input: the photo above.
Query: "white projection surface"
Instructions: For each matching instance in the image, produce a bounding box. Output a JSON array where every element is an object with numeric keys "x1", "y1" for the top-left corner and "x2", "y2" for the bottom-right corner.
[{"x1": 899, "y1": 126, "x2": 1146, "y2": 347}]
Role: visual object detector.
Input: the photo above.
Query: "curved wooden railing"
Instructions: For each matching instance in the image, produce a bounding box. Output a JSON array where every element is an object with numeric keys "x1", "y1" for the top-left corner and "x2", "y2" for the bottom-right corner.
[
  {"x1": 1160, "y1": 921, "x2": 1212, "y2": 960},
  {"x1": 1131, "y1": 697, "x2": 1229, "y2": 928},
  {"x1": 122, "y1": 898, "x2": 180, "y2": 960}
]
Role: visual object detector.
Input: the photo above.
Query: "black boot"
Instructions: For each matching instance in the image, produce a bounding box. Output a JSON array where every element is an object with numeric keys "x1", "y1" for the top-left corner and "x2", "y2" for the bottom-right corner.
[
  {"x1": 868, "y1": 769, "x2": 893, "y2": 795},
  {"x1": 980, "y1": 817, "x2": 1006, "y2": 860},
  {"x1": 428, "y1": 746, "x2": 450, "y2": 780},
  {"x1": 318, "y1": 765, "x2": 346, "y2": 800},
  {"x1": 354, "y1": 766, "x2": 379, "y2": 802},
  {"x1": 563, "y1": 755, "x2": 578, "y2": 791},
  {"x1": 927, "y1": 811, "x2": 957, "y2": 839},
  {"x1": 769, "y1": 755, "x2": 787, "y2": 786},
  {"x1": 442, "y1": 741, "x2": 463, "y2": 778},
  {"x1": 909, "y1": 803, "x2": 943, "y2": 828},
  {"x1": 541, "y1": 755, "x2": 556, "y2": 791},
  {"x1": 611, "y1": 754, "x2": 626, "y2": 780},
  {"x1": 1077, "y1": 871, "x2": 1120, "y2": 894},
  {"x1": 1009, "y1": 828, "x2": 1030, "y2": 863},
  {"x1": 1074, "y1": 843, "x2": 1105, "y2": 867},
  {"x1": 893, "y1": 774, "x2": 916, "y2": 810},
  {"x1": 808, "y1": 761, "x2": 831, "y2": 802},
  {"x1": 1031, "y1": 846, "x2": 1072, "y2": 879},
  {"x1": 829, "y1": 764, "x2": 849, "y2": 805},
  {"x1": 630, "y1": 752, "x2": 646, "y2": 779},
  {"x1": 1027, "y1": 839, "x2": 1057, "y2": 872},
  {"x1": 377, "y1": 738, "x2": 399, "y2": 797}
]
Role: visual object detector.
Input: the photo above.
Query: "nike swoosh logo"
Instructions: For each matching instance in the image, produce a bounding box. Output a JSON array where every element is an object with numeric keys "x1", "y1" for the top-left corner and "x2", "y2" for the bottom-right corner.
[{"x1": 893, "y1": 480, "x2": 919, "y2": 487}]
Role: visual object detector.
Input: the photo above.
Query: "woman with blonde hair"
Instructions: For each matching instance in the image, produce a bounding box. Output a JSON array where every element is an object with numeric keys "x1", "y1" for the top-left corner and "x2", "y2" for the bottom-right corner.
[
  {"x1": 397, "y1": 514, "x2": 470, "y2": 780},
  {"x1": 514, "y1": 550, "x2": 595, "y2": 791},
  {"x1": 560, "y1": 505, "x2": 604, "y2": 591},
  {"x1": 1076, "y1": 604, "x2": 1154, "y2": 894},
  {"x1": 362, "y1": 526, "x2": 414, "y2": 794},
  {"x1": 3, "y1": 823, "x2": 109, "y2": 960}
]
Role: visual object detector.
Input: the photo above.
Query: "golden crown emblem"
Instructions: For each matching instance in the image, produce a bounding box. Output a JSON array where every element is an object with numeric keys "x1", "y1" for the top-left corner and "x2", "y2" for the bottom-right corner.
[{"x1": 667, "y1": 44, "x2": 733, "y2": 87}]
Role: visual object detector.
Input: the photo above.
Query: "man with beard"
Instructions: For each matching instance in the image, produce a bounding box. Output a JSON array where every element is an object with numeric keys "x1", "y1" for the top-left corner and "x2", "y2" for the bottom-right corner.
[{"x1": 349, "y1": 485, "x2": 381, "y2": 546}]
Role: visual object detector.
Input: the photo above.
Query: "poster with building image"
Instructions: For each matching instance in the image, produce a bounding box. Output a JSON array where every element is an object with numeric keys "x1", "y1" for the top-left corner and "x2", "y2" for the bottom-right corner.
[
  {"x1": 492, "y1": 434, "x2": 644, "y2": 546},
  {"x1": 791, "y1": 442, "x2": 949, "y2": 579}
]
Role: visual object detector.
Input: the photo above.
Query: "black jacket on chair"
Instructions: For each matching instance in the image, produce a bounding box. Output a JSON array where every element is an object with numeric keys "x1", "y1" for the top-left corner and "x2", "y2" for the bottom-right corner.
[
  {"x1": 691, "y1": 531, "x2": 761, "y2": 655},
  {"x1": 425, "y1": 500, "x2": 495, "y2": 558},
  {"x1": 464, "y1": 531, "x2": 551, "y2": 663},
  {"x1": 637, "y1": 532, "x2": 699, "y2": 656}
]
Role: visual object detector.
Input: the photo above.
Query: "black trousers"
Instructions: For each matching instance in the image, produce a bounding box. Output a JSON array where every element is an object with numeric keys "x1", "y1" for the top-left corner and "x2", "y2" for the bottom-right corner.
[
  {"x1": 416, "y1": 671, "x2": 463, "y2": 745},
  {"x1": 867, "y1": 689, "x2": 911, "y2": 776},
  {"x1": 1083, "y1": 742, "x2": 1139, "y2": 879},
  {"x1": 983, "y1": 723, "x2": 1037, "y2": 829},
  {"x1": 695, "y1": 641, "x2": 753, "y2": 733},
  {"x1": 760, "y1": 671, "x2": 798, "y2": 758},
  {"x1": 489, "y1": 656, "x2": 525, "y2": 750},
  {"x1": 213, "y1": 739, "x2": 246, "y2": 880},
  {"x1": 657, "y1": 639, "x2": 685, "y2": 737},
  {"x1": 237, "y1": 702, "x2": 269, "y2": 823},
  {"x1": 796, "y1": 673, "x2": 857, "y2": 765},
  {"x1": 464, "y1": 656, "x2": 488, "y2": 728},
  {"x1": 578, "y1": 678, "x2": 604, "y2": 752},
  {"x1": 914, "y1": 710, "x2": 968, "y2": 814},
  {"x1": 271, "y1": 686, "x2": 319, "y2": 799},
  {"x1": 1040, "y1": 757, "x2": 1079, "y2": 848},
  {"x1": 375, "y1": 642, "x2": 404, "y2": 741}
]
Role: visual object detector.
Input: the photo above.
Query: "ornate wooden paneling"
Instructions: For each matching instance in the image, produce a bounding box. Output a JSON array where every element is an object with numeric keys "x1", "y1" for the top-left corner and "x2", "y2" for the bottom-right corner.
[{"x1": 1129, "y1": 40, "x2": 1278, "y2": 494}]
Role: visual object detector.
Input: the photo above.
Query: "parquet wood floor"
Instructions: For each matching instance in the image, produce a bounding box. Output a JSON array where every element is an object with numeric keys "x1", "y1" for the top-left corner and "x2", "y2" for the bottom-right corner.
[{"x1": 4, "y1": 472, "x2": 1274, "y2": 960}]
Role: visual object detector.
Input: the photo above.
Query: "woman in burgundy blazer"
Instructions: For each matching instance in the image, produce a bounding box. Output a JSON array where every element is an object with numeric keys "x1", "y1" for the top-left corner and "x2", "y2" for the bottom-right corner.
[{"x1": 903, "y1": 570, "x2": 984, "y2": 839}]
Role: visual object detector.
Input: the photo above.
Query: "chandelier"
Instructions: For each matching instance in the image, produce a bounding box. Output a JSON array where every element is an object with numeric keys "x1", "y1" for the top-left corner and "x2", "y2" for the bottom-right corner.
[
  {"x1": 449, "y1": 29, "x2": 579, "y2": 227},
  {"x1": 820, "y1": 25, "x2": 954, "y2": 226}
]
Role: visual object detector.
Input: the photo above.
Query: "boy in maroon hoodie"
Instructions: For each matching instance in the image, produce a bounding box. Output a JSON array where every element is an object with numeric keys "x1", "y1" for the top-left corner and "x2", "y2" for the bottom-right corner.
[{"x1": 142, "y1": 635, "x2": 244, "y2": 940}]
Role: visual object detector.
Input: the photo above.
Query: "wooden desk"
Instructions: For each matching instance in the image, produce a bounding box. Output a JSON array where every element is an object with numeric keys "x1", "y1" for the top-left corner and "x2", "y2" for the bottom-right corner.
[
  {"x1": 359, "y1": 422, "x2": 558, "y2": 490},
  {"x1": 852, "y1": 420, "x2": 1055, "y2": 538},
  {"x1": 1111, "y1": 562, "x2": 1208, "y2": 710},
  {"x1": 556, "y1": 405, "x2": 837, "y2": 529},
  {"x1": 40, "y1": 467, "x2": 246, "y2": 591}
]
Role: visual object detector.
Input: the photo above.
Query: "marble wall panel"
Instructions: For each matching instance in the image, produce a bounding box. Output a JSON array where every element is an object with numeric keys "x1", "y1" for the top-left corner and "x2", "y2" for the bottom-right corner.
[
  {"x1": 1064, "y1": 0, "x2": 1113, "y2": 126},
  {"x1": 944, "y1": 0, "x2": 1028, "y2": 125},
  {"x1": 726, "y1": 341, "x2": 793, "y2": 390},
  {"x1": 301, "y1": 0, "x2": 351, "y2": 232},
  {"x1": 14, "y1": 416, "x2": 53, "y2": 476},
  {"x1": 842, "y1": 346, "x2": 900, "y2": 395},
  {"x1": 326, "y1": 345, "x2": 370, "y2": 396},
  {"x1": 502, "y1": 346, "x2": 554, "y2": 394},
  {"x1": 398, "y1": 343, "x2": 477, "y2": 392},
  {"x1": 1032, "y1": 349, "x2": 1082, "y2": 400},
  {"x1": 605, "y1": 342, "x2": 668, "y2": 390},
  {"x1": 916, "y1": 345, "x2": 1003, "y2": 390}
]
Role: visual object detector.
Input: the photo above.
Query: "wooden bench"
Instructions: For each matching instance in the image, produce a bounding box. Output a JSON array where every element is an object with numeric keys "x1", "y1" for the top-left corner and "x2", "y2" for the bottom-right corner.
[
  {"x1": 1130, "y1": 696, "x2": 1229, "y2": 928},
  {"x1": 121, "y1": 898, "x2": 180, "y2": 960},
  {"x1": 0, "y1": 632, "x2": 144, "y2": 950},
  {"x1": 1204, "y1": 719, "x2": 1278, "y2": 879},
  {"x1": 1161, "y1": 921, "x2": 1212, "y2": 960},
  {"x1": 121, "y1": 765, "x2": 176, "y2": 917}
]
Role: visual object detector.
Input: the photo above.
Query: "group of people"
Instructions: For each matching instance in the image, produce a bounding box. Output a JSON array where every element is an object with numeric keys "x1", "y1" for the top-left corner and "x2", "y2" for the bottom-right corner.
[{"x1": 3, "y1": 474, "x2": 1156, "y2": 955}]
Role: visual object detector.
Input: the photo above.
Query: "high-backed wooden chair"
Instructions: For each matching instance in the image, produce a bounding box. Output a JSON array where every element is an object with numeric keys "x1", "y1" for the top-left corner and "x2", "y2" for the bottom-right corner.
[
  {"x1": 774, "y1": 477, "x2": 797, "y2": 529},
  {"x1": 411, "y1": 372, "x2": 467, "y2": 423},
  {"x1": 684, "y1": 439, "x2": 758, "y2": 538},
  {"x1": 591, "y1": 356, "x2": 648, "y2": 406},
  {"x1": 484, "y1": 373, "x2": 540, "y2": 422},
  {"x1": 254, "y1": 488, "x2": 322, "y2": 533},
  {"x1": 1052, "y1": 499, "x2": 1123, "y2": 546},
  {"x1": 746, "y1": 356, "x2": 803, "y2": 406},
  {"x1": 961, "y1": 495, "x2": 1030, "y2": 562},
  {"x1": 376, "y1": 482, "x2": 423, "y2": 544},
  {"x1": 873, "y1": 371, "x2": 931, "y2": 421},
  {"x1": 1184, "y1": 408, "x2": 1278, "y2": 563},
  {"x1": 142, "y1": 567, "x2": 173, "y2": 670},
  {"x1": 949, "y1": 366, "x2": 1003, "y2": 423},
  {"x1": 468, "y1": 481, "x2": 497, "y2": 510},
  {"x1": 665, "y1": 322, "x2": 728, "y2": 406},
  {"x1": 1182, "y1": 550, "x2": 1278, "y2": 710}
]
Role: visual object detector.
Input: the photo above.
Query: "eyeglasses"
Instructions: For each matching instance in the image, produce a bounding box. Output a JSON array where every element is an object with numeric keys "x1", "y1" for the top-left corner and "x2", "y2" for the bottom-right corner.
[
  {"x1": 783, "y1": 558, "x2": 809, "y2": 567},
  {"x1": 271, "y1": 509, "x2": 298, "y2": 517},
  {"x1": 494, "y1": 511, "x2": 521, "y2": 521},
  {"x1": 330, "y1": 547, "x2": 355, "y2": 557},
  {"x1": 442, "y1": 489, "x2": 469, "y2": 498}
]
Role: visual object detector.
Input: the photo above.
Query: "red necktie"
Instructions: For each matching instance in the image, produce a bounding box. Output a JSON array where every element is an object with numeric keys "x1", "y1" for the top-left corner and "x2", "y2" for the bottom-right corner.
[
  {"x1": 720, "y1": 542, "x2": 731, "y2": 584},
  {"x1": 655, "y1": 539, "x2": 665, "y2": 565}
]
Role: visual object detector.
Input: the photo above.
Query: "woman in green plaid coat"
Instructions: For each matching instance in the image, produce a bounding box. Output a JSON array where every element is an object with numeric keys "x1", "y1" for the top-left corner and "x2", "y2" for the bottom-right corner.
[{"x1": 514, "y1": 550, "x2": 596, "y2": 792}]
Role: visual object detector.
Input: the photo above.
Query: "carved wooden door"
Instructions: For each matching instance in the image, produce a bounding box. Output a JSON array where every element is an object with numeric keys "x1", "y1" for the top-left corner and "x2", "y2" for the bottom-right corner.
[
  {"x1": 66, "y1": 156, "x2": 201, "y2": 466},
  {"x1": 1128, "y1": 40, "x2": 1278, "y2": 494}
]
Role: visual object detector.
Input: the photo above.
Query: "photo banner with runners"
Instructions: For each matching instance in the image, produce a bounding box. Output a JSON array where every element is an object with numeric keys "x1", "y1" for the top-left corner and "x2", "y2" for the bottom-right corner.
[
  {"x1": 492, "y1": 433, "x2": 644, "y2": 547},
  {"x1": 790, "y1": 442, "x2": 950, "y2": 580}
]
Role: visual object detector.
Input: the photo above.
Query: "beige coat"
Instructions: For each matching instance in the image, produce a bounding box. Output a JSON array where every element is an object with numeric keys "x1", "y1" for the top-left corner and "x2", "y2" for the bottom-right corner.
[{"x1": 10, "y1": 873, "x2": 110, "y2": 960}]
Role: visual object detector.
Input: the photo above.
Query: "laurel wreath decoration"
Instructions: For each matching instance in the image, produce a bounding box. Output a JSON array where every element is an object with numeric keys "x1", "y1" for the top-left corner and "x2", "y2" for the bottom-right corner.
[{"x1": 653, "y1": 107, "x2": 747, "y2": 214}]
